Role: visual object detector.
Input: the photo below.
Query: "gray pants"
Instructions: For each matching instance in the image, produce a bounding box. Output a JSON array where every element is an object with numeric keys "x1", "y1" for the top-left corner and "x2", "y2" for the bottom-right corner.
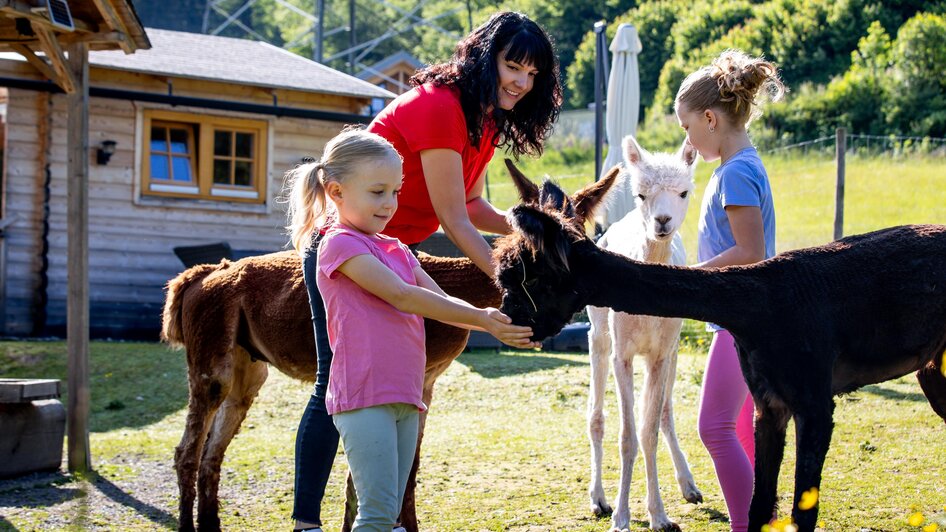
[{"x1": 333, "y1": 403, "x2": 419, "y2": 532}]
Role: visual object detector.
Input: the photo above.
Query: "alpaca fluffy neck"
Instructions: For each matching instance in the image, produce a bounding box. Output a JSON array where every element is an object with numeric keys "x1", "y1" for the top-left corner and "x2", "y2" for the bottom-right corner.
[
  {"x1": 640, "y1": 235, "x2": 673, "y2": 264},
  {"x1": 573, "y1": 241, "x2": 760, "y2": 331}
]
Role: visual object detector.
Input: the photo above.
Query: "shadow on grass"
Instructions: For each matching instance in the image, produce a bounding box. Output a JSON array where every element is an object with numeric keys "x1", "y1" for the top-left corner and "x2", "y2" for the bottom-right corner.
[
  {"x1": 0, "y1": 341, "x2": 189, "y2": 433},
  {"x1": 0, "y1": 471, "x2": 81, "y2": 509},
  {"x1": 93, "y1": 473, "x2": 177, "y2": 529},
  {"x1": 861, "y1": 383, "x2": 926, "y2": 403},
  {"x1": 457, "y1": 350, "x2": 586, "y2": 378},
  {"x1": 0, "y1": 471, "x2": 176, "y2": 530},
  {"x1": 697, "y1": 505, "x2": 730, "y2": 524}
]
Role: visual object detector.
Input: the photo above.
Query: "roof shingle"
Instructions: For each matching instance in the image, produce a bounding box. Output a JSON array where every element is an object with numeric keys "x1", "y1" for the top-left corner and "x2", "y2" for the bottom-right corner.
[{"x1": 89, "y1": 28, "x2": 394, "y2": 100}]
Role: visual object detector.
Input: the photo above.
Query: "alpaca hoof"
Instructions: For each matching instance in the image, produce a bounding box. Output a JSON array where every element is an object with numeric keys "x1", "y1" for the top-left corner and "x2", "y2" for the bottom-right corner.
[
  {"x1": 591, "y1": 500, "x2": 613, "y2": 517},
  {"x1": 656, "y1": 522, "x2": 681, "y2": 532},
  {"x1": 683, "y1": 486, "x2": 703, "y2": 504}
]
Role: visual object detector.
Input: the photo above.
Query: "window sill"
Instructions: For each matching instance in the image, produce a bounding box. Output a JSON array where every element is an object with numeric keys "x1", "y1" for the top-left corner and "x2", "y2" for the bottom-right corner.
[{"x1": 134, "y1": 194, "x2": 270, "y2": 214}]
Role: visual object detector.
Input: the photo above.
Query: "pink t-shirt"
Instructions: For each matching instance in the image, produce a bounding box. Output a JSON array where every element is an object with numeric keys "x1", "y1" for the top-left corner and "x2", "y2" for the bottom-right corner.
[{"x1": 317, "y1": 223, "x2": 427, "y2": 415}]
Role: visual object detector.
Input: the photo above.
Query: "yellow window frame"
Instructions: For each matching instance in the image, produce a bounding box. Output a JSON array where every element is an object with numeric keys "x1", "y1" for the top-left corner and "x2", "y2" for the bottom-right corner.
[{"x1": 142, "y1": 109, "x2": 269, "y2": 203}]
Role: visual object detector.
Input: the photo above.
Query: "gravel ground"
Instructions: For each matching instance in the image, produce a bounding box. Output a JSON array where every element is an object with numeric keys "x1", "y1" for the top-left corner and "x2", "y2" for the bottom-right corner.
[{"x1": 0, "y1": 455, "x2": 179, "y2": 531}]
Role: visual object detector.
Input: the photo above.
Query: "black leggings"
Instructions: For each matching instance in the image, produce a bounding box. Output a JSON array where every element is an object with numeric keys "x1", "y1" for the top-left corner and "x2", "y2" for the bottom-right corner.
[{"x1": 292, "y1": 235, "x2": 338, "y2": 525}]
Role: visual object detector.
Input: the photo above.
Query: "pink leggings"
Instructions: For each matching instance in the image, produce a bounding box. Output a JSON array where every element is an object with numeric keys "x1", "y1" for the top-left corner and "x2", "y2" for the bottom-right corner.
[{"x1": 698, "y1": 330, "x2": 755, "y2": 532}]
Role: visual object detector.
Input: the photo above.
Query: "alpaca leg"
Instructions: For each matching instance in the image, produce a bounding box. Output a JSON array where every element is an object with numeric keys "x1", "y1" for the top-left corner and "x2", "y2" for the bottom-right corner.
[
  {"x1": 790, "y1": 403, "x2": 835, "y2": 532},
  {"x1": 342, "y1": 472, "x2": 357, "y2": 532},
  {"x1": 640, "y1": 354, "x2": 674, "y2": 531},
  {"x1": 610, "y1": 349, "x2": 638, "y2": 532},
  {"x1": 659, "y1": 350, "x2": 702, "y2": 504},
  {"x1": 747, "y1": 402, "x2": 791, "y2": 532},
  {"x1": 175, "y1": 370, "x2": 229, "y2": 532},
  {"x1": 917, "y1": 359, "x2": 946, "y2": 425},
  {"x1": 197, "y1": 356, "x2": 268, "y2": 531},
  {"x1": 587, "y1": 306, "x2": 612, "y2": 516}
]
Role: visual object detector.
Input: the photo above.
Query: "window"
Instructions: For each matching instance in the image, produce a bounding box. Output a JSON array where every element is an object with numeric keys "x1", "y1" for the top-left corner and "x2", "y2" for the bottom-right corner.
[{"x1": 142, "y1": 110, "x2": 268, "y2": 203}]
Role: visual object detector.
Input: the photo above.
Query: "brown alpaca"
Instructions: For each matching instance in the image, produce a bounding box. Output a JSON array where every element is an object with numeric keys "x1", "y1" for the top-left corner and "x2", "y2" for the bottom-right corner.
[{"x1": 162, "y1": 250, "x2": 498, "y2": 532}]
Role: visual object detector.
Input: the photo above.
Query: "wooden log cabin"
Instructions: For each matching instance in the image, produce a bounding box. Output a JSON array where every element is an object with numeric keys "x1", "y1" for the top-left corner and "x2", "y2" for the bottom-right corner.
[{"x1": 0, "y1": 28, "x2": 394, "y2": 338}]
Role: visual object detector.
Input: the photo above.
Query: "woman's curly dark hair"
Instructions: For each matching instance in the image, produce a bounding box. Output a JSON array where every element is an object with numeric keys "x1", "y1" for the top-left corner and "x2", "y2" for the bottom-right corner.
[{"x1": 410, "y1": 11, "x2": 562, "y2": 158}]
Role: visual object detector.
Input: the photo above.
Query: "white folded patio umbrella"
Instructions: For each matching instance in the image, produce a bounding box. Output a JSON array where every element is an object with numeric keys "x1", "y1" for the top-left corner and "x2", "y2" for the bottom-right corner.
[{"x1": 597, "y1": 23, "x2": 643, "y2": 230}]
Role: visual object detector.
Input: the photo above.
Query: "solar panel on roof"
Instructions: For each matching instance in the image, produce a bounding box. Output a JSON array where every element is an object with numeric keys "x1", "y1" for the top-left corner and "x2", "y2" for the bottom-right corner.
[{"x1": 44, "y1": 0, "x2": 74, "y2": 32}]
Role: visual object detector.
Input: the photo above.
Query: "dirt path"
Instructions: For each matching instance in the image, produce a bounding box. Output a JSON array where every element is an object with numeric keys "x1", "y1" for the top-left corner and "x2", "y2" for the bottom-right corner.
[{"x1": 0, "y1": 455, "x2": 178, "y2": 531}]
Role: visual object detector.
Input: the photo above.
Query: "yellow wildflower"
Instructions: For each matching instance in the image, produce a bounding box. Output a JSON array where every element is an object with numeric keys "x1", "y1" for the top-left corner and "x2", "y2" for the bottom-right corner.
[
  {"x1": 922, "y1": 523, "x2": 938, "y2": 532},
  {"x1": 908, "y1": 512, "x2": 925, "y2": 527},
  {"x1": 798, "y1": 487, "x2": 819, "y2": 511}
]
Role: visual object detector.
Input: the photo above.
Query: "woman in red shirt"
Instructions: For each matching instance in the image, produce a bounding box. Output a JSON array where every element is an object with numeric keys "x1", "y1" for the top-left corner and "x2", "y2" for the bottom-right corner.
[
  {"x1": 292, "y1": 11, "x2": 561, "y2": 532},
  {"x1": 369, "y1": 10, "x2": 562, "y2": 274}
]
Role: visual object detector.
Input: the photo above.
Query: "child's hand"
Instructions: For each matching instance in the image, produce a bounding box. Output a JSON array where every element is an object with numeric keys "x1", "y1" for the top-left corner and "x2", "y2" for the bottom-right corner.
[{"x1": 481, "y1": 308, "x2": 541, "y2": 349}]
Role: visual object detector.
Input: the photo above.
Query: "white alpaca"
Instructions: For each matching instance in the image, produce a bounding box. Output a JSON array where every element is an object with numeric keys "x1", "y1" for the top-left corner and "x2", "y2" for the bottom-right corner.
[{"x1": 587, "y1": 136, "x2": 703, "y2": 531}]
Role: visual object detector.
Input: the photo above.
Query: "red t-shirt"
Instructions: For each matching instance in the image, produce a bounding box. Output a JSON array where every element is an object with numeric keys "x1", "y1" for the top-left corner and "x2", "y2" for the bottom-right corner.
[{"x1": 368, "y1": 83, "x2": 497, "y2": 245}]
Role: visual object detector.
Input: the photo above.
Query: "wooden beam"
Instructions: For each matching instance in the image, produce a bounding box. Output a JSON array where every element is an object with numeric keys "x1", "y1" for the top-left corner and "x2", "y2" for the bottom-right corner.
[
  {"x1": 30, "y1": 20, "x2": 75, "y2": 94},
  {"x1": 61, "y1": 30, "x2": 126, "y2": 46},
  {"x1": 89, "y1": 0, "x2": 132, "y2": 53},
  {"x1": 9, "y1": 43, "x2": 56, "y2": 81},
  {"x1": 0, "y1": 1, "x2": 96, "y2": 32},
  {"x1": 65, "y1": 40, "x2": 90, "y2": 474}
]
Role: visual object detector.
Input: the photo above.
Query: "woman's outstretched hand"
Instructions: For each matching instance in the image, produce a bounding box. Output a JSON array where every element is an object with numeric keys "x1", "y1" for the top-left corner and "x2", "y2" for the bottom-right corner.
[{"x1": 481, "y1": 308, "x2": 541, "y2": 349}]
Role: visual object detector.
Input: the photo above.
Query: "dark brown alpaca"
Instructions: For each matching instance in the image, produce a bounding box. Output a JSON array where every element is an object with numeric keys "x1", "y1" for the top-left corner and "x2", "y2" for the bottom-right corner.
[
  {"x1": 162, "y1": 250, "x2": 498, "y2": 532},
  {"x1": 492, "y1": 169, "x2": 946, "y2": 531}
]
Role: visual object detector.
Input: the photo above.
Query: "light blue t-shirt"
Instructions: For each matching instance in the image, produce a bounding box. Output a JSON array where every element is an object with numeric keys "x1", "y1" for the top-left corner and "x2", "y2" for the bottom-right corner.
[
  {"x1": 697, "y1": 147, "x2": 776, "y2": 332},
  {"x1": 697, "y1": 147, "x2": 776, "y2": 263}
]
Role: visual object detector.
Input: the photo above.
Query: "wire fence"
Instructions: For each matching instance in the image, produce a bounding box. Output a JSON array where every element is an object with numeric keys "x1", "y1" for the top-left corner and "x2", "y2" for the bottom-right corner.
[{"x1": 763, "y1": 133, "x2": 946, "y2": 158}]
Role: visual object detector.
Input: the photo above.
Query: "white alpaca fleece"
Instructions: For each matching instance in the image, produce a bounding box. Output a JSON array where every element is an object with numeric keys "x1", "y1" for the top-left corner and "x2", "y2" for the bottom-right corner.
[
  {"x1": 585, "y1": 134, "x2": 702, "y2": 531},
  {"x1": 597, "y1": 137, "x2": 697, "y2": 229}
]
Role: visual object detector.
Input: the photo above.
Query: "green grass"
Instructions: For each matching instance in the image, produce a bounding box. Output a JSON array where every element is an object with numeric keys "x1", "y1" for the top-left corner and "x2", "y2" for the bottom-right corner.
[{"x1": 1, "y1": 341, "x2": 945, "y2": 531}]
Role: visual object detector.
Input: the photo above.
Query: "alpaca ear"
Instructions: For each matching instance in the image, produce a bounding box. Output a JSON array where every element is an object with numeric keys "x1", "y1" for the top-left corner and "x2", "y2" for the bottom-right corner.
[
  {"x1": 505, "y1": 159, "x2": 540, "y2": 204},
  {"x1": 679, "y1": 139, "x2": 698, "y2": 167},
  {"x1": 540, "y1": 179, "x2": 574, "y2": 218},
  {"x1": 572, "y1": 165, "x2": 620, "y2": 227},
  {"x1": 508, "y1": 205, "x2": 548, "y2": 252},
  {"x1": 508, "y1": 205, "x2": 572, "y2": 272},
  {"x1": 622, "y1": 135, "x2": 645, "y2": 166}
]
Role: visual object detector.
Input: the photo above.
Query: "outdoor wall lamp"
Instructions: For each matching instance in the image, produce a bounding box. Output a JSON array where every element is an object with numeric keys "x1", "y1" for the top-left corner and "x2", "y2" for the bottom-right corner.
[{"x1": 97, "y1": 140, "x2": 117, "y2": 165}]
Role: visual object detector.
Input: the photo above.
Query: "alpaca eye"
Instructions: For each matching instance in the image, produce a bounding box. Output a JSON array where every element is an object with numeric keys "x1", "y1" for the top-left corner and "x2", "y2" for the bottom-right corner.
[
  {"x1": 637, "y1": 194, "x2": 646, "y2": 201},
  {"x1": 523, "y1": 278, "x2": 538, "y2": 288},
  {"x1": 679, "y1": 191, "x2": 688, "y2": 199}
]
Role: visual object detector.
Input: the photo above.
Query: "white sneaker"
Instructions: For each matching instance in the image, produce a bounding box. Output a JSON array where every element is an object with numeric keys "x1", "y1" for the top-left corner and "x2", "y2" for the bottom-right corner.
[{"x1": 393, "y1": 528, "x2": 407, "y2": 532}]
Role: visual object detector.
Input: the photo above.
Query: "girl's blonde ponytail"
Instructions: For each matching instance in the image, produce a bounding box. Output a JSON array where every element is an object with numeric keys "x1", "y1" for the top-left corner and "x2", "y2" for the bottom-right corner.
[{"x1": 286, "y1": 161, "x2": 328, "y2": 253}]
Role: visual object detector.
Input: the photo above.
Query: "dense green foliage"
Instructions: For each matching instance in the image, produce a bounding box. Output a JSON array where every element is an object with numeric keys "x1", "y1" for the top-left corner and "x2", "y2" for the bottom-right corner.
[
  {"x1": 565, "y1": 0, "x2": 946, "y2": 147},
  {"x1": 138, "y1": 0, "x2": 946, "y2": 143}
]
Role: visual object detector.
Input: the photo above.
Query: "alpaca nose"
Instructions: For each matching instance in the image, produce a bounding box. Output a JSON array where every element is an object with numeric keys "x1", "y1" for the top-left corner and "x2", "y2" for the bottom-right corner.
[{"x1": 655, "y1": 215, "x2": 671, "y2": 227}]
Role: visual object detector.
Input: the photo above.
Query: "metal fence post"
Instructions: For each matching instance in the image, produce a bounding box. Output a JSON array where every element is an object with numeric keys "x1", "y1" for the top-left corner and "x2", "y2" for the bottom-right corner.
[
  {"x1": 593, "y1": 21, "x2": 606, "y2": 181},
  {"x1": 834, "y1": 127, "x2": 846, "y2": 241}
]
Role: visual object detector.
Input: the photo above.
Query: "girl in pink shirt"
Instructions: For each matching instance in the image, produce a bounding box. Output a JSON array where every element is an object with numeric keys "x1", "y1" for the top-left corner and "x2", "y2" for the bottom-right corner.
[{"x1": 286, "y1": 128, "x2": 536, "y2": 532}]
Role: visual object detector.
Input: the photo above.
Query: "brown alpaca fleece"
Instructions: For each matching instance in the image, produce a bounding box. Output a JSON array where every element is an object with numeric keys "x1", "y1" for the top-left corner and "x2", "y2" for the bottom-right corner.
[{"x1": 163, "y1": 250, "x2": 498, "y2": 532}]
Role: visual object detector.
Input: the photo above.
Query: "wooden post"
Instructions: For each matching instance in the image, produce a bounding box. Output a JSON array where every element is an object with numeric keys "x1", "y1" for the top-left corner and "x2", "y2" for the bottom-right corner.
[
  {"x1": 833, "y1": 127, "x2": 846, "y2": 241},
  {"x1": 66, "y1": 41, "x2": 91, "y2": 473}
]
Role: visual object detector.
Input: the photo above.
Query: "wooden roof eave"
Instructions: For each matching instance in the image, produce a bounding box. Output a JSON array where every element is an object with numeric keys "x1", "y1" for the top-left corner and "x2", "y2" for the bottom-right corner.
[
  {"x1": 89, "y1": 0, "x2": 150, "y2": 54},
  {"x1": 0, "y1": 0, "x2": 148, "y2": 94}
]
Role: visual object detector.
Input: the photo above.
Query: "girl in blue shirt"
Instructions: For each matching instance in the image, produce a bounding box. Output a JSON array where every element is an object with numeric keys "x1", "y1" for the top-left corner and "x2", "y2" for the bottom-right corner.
[{"x1": 674, "y1": 50, "x2": 785, "y2": 532}]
